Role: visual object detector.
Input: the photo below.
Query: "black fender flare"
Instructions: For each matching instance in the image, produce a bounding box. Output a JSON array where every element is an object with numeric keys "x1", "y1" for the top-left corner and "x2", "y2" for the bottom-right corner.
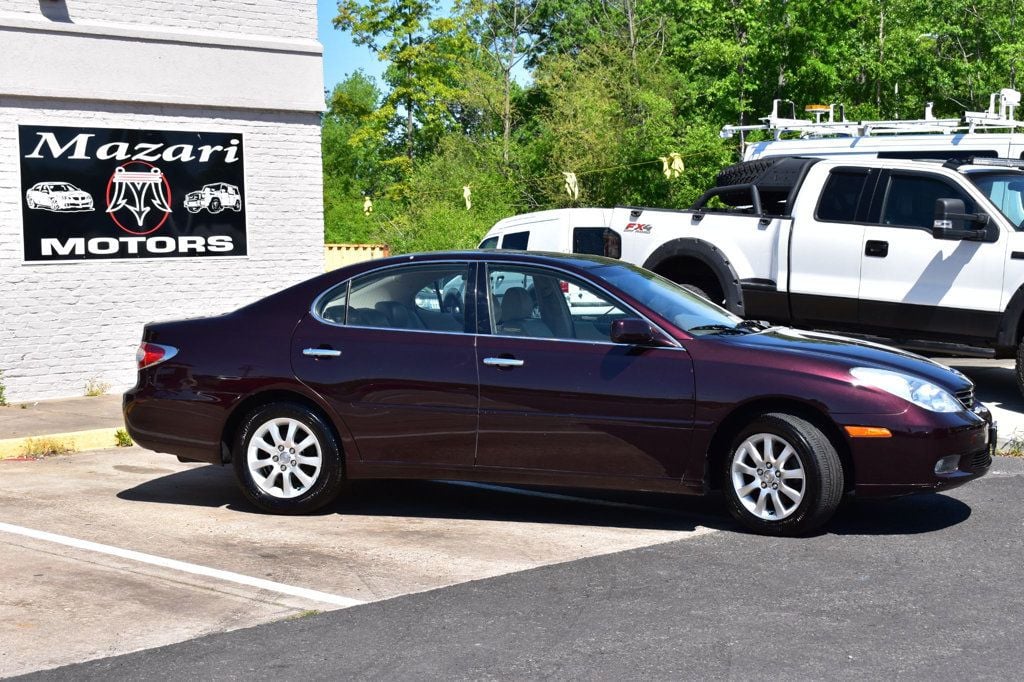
[{"x1": 642, "y1": 238, "x2": 745, "y2": 315}]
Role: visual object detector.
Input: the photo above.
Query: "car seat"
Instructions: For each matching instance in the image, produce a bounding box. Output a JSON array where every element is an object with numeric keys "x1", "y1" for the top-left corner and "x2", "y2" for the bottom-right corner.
[
  {"x1": 375, "y1": 301, "x2": 426, "y2": 330},
  {"x1": 498, "y1": 287, "x2": 553, "y2": 337}
]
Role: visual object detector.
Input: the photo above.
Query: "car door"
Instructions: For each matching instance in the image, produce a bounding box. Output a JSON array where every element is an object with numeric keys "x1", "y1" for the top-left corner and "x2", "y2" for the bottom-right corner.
[
  {"x1": 858, "y1": 170, "x2": 1007, "y2": 340},
  {"x1": 787, "y1": 167, "x2": 879, "y2": 329},
  {"x1": 474, "y1": 262, "x2": 696, "y2": 480},
  {"x1": 290, "y1": 261, "x2": 478, "y2": 467}
]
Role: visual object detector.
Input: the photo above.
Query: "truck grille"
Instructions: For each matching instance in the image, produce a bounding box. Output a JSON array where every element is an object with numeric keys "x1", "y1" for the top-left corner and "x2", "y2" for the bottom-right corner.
[{"x1": 955, "y1": 387, "x2": 975, "y2": 409}]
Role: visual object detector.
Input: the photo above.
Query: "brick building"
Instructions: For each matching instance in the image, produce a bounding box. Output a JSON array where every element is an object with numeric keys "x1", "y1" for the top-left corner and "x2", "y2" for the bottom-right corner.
[{"x1": 0, "y1": 1, "x2": 325, "y2": 401}]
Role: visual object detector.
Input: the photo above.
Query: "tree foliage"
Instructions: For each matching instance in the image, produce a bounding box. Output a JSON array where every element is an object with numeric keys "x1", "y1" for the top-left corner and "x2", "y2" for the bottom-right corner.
[{"x1": 326, "y1": 0, "x2": 1024, "y2": 253}]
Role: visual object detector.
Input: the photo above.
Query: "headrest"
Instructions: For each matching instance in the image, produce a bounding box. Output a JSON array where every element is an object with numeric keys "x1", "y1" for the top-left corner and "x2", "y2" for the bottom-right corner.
[{"x1": 500, "y1": 287, "x2": 534, "y2": 321}]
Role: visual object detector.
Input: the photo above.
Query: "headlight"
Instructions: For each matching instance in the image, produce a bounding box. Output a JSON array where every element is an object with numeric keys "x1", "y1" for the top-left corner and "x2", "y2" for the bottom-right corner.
[{"x1": 850, "y1": 367, "x2": 962, "y2": 413}]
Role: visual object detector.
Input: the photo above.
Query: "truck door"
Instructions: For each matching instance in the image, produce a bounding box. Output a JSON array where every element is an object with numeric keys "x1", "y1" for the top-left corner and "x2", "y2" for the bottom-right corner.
[
  {"x1": 788, "y1": 168, "x2": 877, "y2": 329},
  {"x1": 857, "y1": 170, "x2": 1006, "y2": 341}
]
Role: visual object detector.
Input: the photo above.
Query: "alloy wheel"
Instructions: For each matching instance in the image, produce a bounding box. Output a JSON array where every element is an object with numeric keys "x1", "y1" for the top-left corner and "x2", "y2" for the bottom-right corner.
[
  {"x1": 246, "y1": 417, "x2": 323, "y2": 499},
  {"x1": 730, "y1": 433, "x2": 806, "y2": 520}
]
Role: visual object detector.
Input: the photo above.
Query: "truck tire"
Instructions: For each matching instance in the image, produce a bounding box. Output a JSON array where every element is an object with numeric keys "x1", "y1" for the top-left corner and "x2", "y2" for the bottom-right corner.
[
  {"x1": 716, "y1": 158, "x2": 779, "y2": 187},
  {"x1": 1016, "y1": 339, "x2": 1024, "y2": 398}
]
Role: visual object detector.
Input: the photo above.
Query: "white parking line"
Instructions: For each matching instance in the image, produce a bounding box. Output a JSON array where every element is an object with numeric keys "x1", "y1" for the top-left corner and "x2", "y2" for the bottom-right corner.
[{"x1": 0, "y1": 521, "x2": 364, "y2": 608}]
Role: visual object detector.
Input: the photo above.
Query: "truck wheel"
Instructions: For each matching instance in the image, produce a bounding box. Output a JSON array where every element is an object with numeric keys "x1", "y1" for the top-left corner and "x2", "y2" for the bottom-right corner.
[
  {"x1": 722, "y1": 412, "x2": 844, "y2": 536},
  {"x1": 679, "y1": 284, "x2": 711, "y2": 302},
  {"x1": 209, "y1": 197, "x2": 222, "y2": 214},
  {"x1": 1016, "y1": 339, "x2": 1024, "y2": 398}
]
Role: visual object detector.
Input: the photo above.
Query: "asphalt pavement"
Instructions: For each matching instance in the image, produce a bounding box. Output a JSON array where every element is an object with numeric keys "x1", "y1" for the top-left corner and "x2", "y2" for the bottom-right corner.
[{"x1": 17, "y1": 457, "x2": 1024, "y2": 681}]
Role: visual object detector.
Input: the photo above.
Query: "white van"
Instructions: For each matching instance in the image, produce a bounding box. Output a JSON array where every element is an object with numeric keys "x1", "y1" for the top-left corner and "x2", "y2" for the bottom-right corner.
[{"x1": 480, "y1": 208, "x2": 621, "y2": 313}]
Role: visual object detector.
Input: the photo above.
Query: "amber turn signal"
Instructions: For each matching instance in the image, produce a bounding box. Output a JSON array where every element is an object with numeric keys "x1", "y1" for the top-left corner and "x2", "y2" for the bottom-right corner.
[{"x1": 844, "y1": 426, "x2": 892, "y2": 438}]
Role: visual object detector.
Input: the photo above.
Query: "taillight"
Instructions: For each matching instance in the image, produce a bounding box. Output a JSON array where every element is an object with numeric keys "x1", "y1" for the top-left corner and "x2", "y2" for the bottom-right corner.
[{"x1": 136, "y1": 342, "x2": 178, "y2": 369}]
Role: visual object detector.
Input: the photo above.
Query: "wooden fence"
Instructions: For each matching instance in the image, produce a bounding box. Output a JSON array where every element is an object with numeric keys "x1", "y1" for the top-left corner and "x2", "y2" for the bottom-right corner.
[{"x1": 324, "y1": 243, "x2": 390, "y2": 271}]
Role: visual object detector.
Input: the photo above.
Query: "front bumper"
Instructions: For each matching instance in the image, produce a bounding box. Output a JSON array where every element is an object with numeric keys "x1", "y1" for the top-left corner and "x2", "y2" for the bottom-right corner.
[{"x1": 840, "y1": 404, "x2": 994, "y2": 497}]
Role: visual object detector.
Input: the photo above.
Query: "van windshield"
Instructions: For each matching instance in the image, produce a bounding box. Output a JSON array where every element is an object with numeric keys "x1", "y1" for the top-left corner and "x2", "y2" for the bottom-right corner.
[
  {"x1": 593, "y1": 261, "x2": 751, "y2": 336},
  {"x1": 969, "y1": 172, "x2": 1024, "y2": 229}
]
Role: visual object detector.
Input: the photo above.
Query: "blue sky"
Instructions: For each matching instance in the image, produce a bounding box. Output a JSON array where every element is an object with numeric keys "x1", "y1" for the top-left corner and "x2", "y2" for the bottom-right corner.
[{"x1": 317, "y1": 0, "x2": 384, "y2": 93}]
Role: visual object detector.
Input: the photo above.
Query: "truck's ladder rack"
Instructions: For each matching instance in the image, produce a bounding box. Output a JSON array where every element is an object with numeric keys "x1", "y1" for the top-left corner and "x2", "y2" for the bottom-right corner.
[{"x1": 720, "y1": 88, "x2": 1023, "y2": 140}]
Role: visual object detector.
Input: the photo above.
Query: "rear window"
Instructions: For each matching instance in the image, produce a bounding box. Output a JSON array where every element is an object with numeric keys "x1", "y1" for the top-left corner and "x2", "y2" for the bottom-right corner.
[
  {"x1": 500, "y1": 231, "x2": 529, "y2": 250},
  {"x1": 816, "y1": 169, "x2": 870, "y2": 222}
]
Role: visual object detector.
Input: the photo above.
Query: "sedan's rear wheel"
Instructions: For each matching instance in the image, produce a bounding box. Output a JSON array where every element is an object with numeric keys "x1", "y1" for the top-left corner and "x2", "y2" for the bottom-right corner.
[
  {"x1": 233, "y1": 403, "x2": 344, "y2": 514},
  {"x1": 723, "y1": 413, "x2": 843, "y2": 536}
]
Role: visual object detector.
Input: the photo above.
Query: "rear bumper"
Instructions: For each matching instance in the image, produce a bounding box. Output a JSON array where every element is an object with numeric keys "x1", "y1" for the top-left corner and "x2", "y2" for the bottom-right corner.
[
  {"x1": 838, "y1": 406, "x2": 994, "y2": 497},
  {"x1": 123, "y1": 389, "x2": 223, "y2": 464}
]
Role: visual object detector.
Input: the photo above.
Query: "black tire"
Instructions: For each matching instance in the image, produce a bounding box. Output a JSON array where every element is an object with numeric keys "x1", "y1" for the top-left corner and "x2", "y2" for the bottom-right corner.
[
  {"x1": 716, "y1": 158, "x2": 779, "y2": 188},
  {"x1": 232, "y1": 199, "x2": 241, "y2": 211},
  {"x1": 721, "y1": 412, "x2": 843, "y2": 536},
  {"x1": 1016, "y1": 339, "x2": 1024, "y2": 399},
  {"x1": 209, "y1": 197, "x2": 222, "y2": 214},
  {"x1": 232, "y1": 402, "x2": 345, "y2": 514},
  {"x1": 679, "y1": 283, "x2": 711, "y2": 301}
]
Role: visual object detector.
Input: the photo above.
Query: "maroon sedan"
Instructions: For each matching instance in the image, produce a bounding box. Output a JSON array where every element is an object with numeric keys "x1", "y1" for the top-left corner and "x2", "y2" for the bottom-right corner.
[{"x1": 124, "y1": 251, "x2": 994, "y2": 535}]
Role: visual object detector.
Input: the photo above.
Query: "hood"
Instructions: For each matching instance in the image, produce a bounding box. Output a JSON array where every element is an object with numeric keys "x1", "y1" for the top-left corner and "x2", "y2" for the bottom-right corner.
[{"x1": 716, "y1": 326, "x2": 972, "y2": 392}]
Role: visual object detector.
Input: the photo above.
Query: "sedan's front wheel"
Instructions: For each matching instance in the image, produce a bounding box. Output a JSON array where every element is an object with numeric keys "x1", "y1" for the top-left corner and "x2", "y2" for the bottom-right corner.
[
  {"x1": 233, "y1": 403, "x2": 345, "y2": 514},
  {"x1": 723, "y1": 413, "x2": 843, "y2": 536}
]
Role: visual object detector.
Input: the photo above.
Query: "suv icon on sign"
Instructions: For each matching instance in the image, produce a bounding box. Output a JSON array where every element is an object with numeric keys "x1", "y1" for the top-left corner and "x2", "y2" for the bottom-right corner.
[
  {"x1": 184, "y1": 182, "x2": 242, "y2": 214},
  {"x1": 25, "y1": 182, "x2": 94, "y2": 212}
]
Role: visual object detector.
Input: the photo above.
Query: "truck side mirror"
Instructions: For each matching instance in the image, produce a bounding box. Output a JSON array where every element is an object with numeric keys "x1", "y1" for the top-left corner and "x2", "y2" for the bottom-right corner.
[
  {"x1": 933, "y1": 198, "x2": 966, "y2": 231},
  {"x1": 932, "y1": 198, "x2": 988, "y2": 240}
]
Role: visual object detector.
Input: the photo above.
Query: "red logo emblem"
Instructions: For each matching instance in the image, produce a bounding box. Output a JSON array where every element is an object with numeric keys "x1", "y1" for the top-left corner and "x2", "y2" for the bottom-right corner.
[{"x1": 105, "y1": 161, "x2": 172, "y2": 235}]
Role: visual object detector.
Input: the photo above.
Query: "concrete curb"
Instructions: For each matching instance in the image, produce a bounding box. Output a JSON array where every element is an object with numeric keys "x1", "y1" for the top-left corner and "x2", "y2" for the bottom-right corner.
[{"x1": 0, "y1": 428, "x2": 125, "y2": 460}]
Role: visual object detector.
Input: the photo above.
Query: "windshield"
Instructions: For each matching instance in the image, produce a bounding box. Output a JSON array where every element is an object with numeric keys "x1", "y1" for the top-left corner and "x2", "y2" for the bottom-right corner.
[
  {"x1": 49, "y1": 184, "x2": 74, "y2": 192},
  {"x1": 969, "y1": 172, "x2": 1024, "y2": 229},
  {"x1": 592, "y1": 261, "x2": 749, "y2": 336}
]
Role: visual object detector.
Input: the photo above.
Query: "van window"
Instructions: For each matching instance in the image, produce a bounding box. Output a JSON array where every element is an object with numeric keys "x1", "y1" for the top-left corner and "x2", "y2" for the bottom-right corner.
[
  {"x1": 478, "y1": 236, "x2": 499, "y2": 249},
  {"x1": 500, "y1": 231, "x2": 530, "y2": 250},
  {"x1": 573, "y1": 227, "x2": 621, "y2": 259}
]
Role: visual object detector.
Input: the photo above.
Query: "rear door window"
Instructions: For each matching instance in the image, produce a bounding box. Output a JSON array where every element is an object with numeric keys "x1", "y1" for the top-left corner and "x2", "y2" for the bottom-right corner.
[{"x1": 816, "y1": 169, "x2": 870, "y2": 222}]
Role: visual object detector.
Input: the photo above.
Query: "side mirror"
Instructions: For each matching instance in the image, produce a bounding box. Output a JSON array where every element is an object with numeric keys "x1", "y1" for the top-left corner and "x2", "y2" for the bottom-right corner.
[
  {"x1": 932, "y1": 198, "x2": 988, "y2": 240},
  {"x1": 610, "y1": 318, "x2": 656, "y2": 345}
]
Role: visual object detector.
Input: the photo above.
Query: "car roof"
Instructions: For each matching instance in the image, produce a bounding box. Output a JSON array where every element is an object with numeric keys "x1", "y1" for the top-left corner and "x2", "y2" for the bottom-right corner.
[{"x1": 368, "y1": 249, "x2": 617, "y2": 271}]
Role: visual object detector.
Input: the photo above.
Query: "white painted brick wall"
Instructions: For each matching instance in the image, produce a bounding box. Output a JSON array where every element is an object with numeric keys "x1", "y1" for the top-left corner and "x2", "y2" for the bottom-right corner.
[
  {"x1": 0, "y1": 0, "x2": 317, "y2": 40},
  {"x1": 0, "y1": 98, "x2": 324, "y2": 402}
]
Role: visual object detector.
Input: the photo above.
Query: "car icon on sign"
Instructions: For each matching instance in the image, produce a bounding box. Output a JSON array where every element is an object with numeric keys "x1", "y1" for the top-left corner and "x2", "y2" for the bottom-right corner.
[
  {"x1": 25, "y1": 182, "x2": 94, "y2": 212},
  {"x1": 184, "y1": 183, "x2": 242, "y2": 214}
]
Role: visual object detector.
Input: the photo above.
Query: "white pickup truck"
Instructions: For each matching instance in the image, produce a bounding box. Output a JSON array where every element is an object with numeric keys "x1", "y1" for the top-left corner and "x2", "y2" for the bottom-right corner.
[{"x1": 481, "y1": 155, "x2": 1024, "y2": 394}]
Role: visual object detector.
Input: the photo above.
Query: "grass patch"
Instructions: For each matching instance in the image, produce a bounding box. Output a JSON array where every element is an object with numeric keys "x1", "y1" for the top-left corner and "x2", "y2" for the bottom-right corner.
[
  {"x1": 20, "y1": 437, "x2": 75, "y2": 459},
  {"x1": 998, "y1": 433, "x2": 1024, "y2": 457},
  {"x1": 0, "y1": 369, "x2": 7, "y2": 407},
  {"x1": 114, "y1": 428, "x2": 133, "y2": 447},
  {"x1": 283, "y1": 609, "x2": 322, "y2": 622},
  {"x1": 84, "y1": 377, "x2": 110, "y2": 397}
]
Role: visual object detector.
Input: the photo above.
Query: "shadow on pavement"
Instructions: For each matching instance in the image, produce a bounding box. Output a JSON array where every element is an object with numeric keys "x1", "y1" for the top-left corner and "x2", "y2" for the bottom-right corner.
[
  {"x1": 117, "y1": 465, "x2": 971, "y2": 536},
  {"x1": 827, "y1": 492, "x2": 971, "y2": 535},
  {"x1": 116, "y1": 465, "x2": 731, "y2": 532}
]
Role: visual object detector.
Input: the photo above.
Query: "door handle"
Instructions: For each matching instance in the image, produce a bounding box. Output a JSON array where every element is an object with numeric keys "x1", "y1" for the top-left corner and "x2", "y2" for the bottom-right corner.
[
  {"x1": 483, "y1": 357, "x2": 524, "y2": 368},
  {"x1": 865, "y1": 240, "x2": 889, "y2": 257},
  {"x1": 303, "y1": 348, "x2": 341, "y2": 358}
]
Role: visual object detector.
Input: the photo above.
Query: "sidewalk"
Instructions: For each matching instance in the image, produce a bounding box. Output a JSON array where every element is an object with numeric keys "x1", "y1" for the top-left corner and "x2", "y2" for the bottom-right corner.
[{"x1": 0, "y1": 394, "x2": 125, "y2": 459}]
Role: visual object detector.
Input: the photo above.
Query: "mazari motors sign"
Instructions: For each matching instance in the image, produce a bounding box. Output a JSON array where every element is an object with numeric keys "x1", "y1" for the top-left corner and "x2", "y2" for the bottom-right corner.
[{"x1": 18, "y1": 125, "x2": 247, "y2": 262}]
